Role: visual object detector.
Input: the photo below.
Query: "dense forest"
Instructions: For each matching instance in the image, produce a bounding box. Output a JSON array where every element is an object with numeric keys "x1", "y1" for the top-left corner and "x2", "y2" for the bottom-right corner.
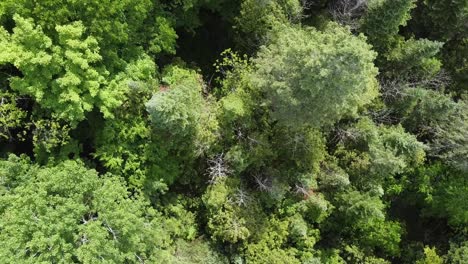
[{"x1": 0, "y1": 0, "x2": 467, "y2": 263}]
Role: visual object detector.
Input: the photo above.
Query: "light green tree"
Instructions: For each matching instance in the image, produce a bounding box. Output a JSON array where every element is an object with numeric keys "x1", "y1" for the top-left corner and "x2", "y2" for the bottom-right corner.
[
  {"x1": 416, "y1": 246, "x2": 443, "y2": 264},
  {"x1": 0, "y1": 16, "x2": 120, "y2": 124},
  {"x1": 0, "y1": 89, "x2": 26, "y2": 140},
  {"x1": 0, "y1": 0, "x2": 177, "y2": 60}
]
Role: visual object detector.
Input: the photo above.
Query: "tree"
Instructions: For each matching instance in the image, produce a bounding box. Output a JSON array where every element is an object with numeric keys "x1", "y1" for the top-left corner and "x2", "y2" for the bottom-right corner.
[
  {"x1": 145, "y1": 65, "x2": 218, "y2": 185},
  {"x1": 0, "y1": 89, "x2": 26, "y2": 141},
  {"x1": 423, "y1": 0, "x2": 468, "y2": 40},
  {"x1": 394, "y1": 87, "x2": 459, "y2": 137},
  {"x1": 416, "y1": 246, "x2": 443, "y2": 264},
  {"x1": 413, "y1": 0, "x2": 468, "y2": 93},
  {"x1": 0, "y1": 1, "x2": 466, "y2": 262},
  {"x1": 235, "y1": 0, "x2": 303, "y2": 49},
  {"x1": 146, "y1": 66, "x2": 205, "y2": 139},
  {"x1": 359, "y1": 0, "x2": 446, "y2": 83},
  {"x1": 328, "y1": 0, "x2": 369, "y2": 30},
  {"x1": 0, "y1": 16, "x2": 120, "y2": 124},
  {"x1": 246, "y1": 243, "x2": 301, "y2": 264},
  {"x1": 360, "y1": 0, "x2": 416, "y2": 52},
  {"x1": 334, "y1": 117, "x2": 426, "y2": 192},
  {"x1": 30, "y1": 118, "x2": 72, "y2": 163},
  {"x1": 0, "y1": 155, "x2": 195, "y2": 263},
  {"x1": 329, "y1": 190, "x2": 403, "y2": 257},
  {"x1": 431, "y1": 100, "x2": 468, "y2": 172},
  {"x1": 446, "y1": 242, "x2": 468, "y2": 264},
  {"x1": 252, "y1": 23, "x2": 378, "y2": 128},
  {"x1": 0, "y1": 0, "x2": 177, "y2": 61},
  {"x1": 441, "y1": 37, "x2": 468, "y2": 94},
  {"x1": 385, "y1": 38, "x2": 443, "y2": 79},
  {"x1": 202, "y1": 178, "x2": 257, "y2": 244},
  {"x1": 429, "y1": 170, "x2": 468, "y2": 228},
  {"x1": 93, "y1": 56, "x2": 168, "y2": 195},
  {"x1": 171, "y1": 238, "x2": 228, "y2": 264}
]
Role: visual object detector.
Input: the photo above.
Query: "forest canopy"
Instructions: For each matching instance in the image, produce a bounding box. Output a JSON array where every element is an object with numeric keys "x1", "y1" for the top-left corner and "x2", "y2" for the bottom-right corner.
[{"x1": 0, "y1": 0, "x2": 467, "y2": 263}]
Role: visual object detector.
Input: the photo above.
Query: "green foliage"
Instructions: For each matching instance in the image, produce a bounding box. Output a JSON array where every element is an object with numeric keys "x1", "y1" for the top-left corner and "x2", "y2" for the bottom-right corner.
[
  {"x1": 170, "y1": 238, "x2": 228, "y2": 264},
  {"x1": 316, "y1": 159, "x2": 350, "y2": 190},
  {"x1": 332, "y1": 190, "x2": 403, "y2": 256},
  {"x1": 93, "y1": 56, "x2": 168, "y2": 194},
  {"x1": 293, "y1": 194, "x2": 332, "y2": 224},
  {"x1": 368, "y1": 122, "x2": 426, "y2": 176},
  {"x1": 416, "y1": 246, "x2": 443, "y2": 264},
  {"x1": 0, "y1": 0, "x2": 177, "y2": 60},
  {"x1": 337, "y1": 190, "x2": 385, "y2": 223},
  {"x1": 0, "y1": 155, "x2": 191, "y2": 263},
  {"x1": 202, "y1": 178, "x2": 257, "y2": 243},
  {"x1": 0, "y1": 89, "x2": 26, "y2": 140},
  {"x1": 385, "y1": 38, "x2": 443, "y2": 78},
  {"x1": 407, "y1": 163, "x2": 467, "y2": 229},
  {"x1": 243, "y1": 214, "x2": 322, "y2": 263},
  {"x1": 31, "y1": 118, "x2": 72, "y2": 162},
  {"x1": 145, "y1": 65, "x2": 218, "y2": 185},
  {"x1": 235, "y1": 0, "x2": 302, "y2": 48},
  {"x1": 361, "y1": 0, "x2": 416, "y2": 51},
  {"x1": 147, "y1": 66, "x2": 204, "y2": 138},
  {"x1": 423, "y1": 0, "x2": 468, "y2": 39},
  {"x1": 252, "y1": 23, "x2": 378, "y2": 127},
  {"x1": 441, "y1": 38, "x2": 468, "y2": 94},
  {"x1": 0, "y1": 16, "x2": 120, "y2": 124},
  {"x1": 431, "y1": 100, "x2": 468, "y2": 172},
  {"x1": 396, "y1": 88, "x2": 459, "y2": 135},
  {"x1": 446, "y1": 242, "x2": 468, "y2": 264},
  {"x1": 273, "y1": 127, "x2": 327, "y2": 173},
  {"x1": 0, "y1": 1, "x2": 466, "y2": 263},
  {"x1": 213, "y1": 49, "x2": 253, "y2": 98},
  {"x1": 360, "y1": 0, "x2": 444, "y2": 80},
  {"x1": 245, "y1": 244, "x2": 300, "y2": 264},
  {"x1": 336, "y1": 118, "x2": 425, "y2": 192},
  {"x1": 429, "y1": 171, "x2": 468, "y2": 228},
  {"x1": 342, "y1": 245, "x2": 391, "y2": 264}
]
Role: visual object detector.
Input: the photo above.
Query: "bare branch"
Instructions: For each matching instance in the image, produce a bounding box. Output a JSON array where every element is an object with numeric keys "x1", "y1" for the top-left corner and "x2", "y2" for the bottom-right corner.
[
  {"x1": 207, "y1": 153, "x2": 231, "y2": 184},
  {"x1": 229, "y1": 188, "x2": 251, "y2": 207},
  {"x1": 406, "y1": 70, "x2": 452, "y2": 90},
  {"x1": 103, "y1": 221, "x2": 118, "y2": 241},
  {"x1": 81, "y1": 213, "x2": 98, "y2": 225},
  {"x1": 331, "y1": 127, "x2": 362, "y2": 144},
  {"x1": 135, "y1": 253, "x2": 145, "y2": 264},
  {"x1": 79, "y1": 234, "x2": 89, "y2": 245},
  {"x1": 380, "y1": 69, "x2": 452, "y2": 102},
  {"x1": 295, "y1": 183, "x2": 314, "y2": 199},
  {"x1": 329, "y1": 0, "x2": 368, "y2": 30},
  {"x1": 379, "y1": 78, "x2": 410, "y2": 101},
  {"x1": 254, "y1": 174, "x2": 273, "y2": 193},
  {"x1": 301, "y1": 0, "x2": 328, "y2": 10},
  {"x1": 369, "y1": 108, "x2": 399, "y2": 125}
]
